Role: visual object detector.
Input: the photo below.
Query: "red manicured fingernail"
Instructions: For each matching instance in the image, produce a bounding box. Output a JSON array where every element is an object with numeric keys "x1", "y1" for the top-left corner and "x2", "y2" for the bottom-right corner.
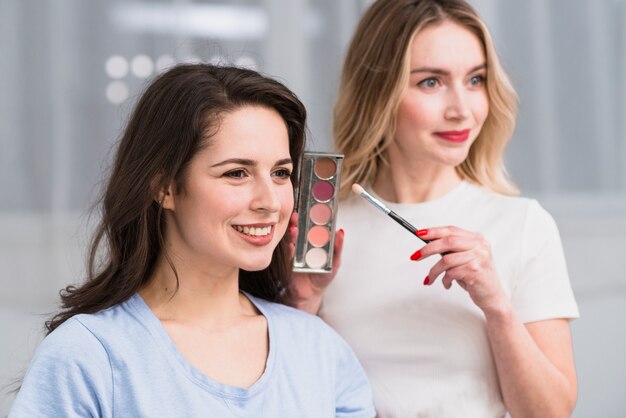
[
  {"x1": 423, "y1": 276, "x2": 430, "y2": 285},
  {"x1": 417, "y1": 229, "x2": 429, "y2": 237},
  {"x1": 339, "y1": 228, "x2": 345, "y2": 237},
  {"x1": 410, "y1": 250, "x2": 422, "y2": 261}
]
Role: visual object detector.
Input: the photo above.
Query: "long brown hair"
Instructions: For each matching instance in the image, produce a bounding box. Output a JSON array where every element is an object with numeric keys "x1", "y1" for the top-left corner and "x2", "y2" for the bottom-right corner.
[
  {"x1": 46, "y1": 64, "x2": 306, "y2": 333},
  {"x1": 335, "y1": 0, "x2": 519, "y2": 197}
]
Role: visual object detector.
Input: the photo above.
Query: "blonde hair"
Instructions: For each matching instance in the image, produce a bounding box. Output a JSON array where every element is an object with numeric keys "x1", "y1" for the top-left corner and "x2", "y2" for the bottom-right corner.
[{"x1": 334, "y1": 0, "x2": 519, "y2": 198}]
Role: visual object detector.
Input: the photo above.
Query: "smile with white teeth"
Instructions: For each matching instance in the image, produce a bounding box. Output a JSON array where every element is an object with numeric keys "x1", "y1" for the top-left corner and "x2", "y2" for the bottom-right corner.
[{"x1": 233, "y1": 225, "x2": 272, "y2": 237}]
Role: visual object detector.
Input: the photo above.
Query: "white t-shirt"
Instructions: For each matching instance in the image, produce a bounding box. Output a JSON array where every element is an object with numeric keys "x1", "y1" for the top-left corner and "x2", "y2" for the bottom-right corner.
[{"x1": 320, "y1": 181, "x2": 579, "y2": 418}]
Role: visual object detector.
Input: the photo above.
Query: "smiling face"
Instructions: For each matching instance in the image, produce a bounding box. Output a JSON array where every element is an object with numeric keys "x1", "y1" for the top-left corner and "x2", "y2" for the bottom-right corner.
[
  {"x1": 392, "y1": 20, "x2": 489, "y2": 169},
  {"x1": 161, "y1": 105, "x2": 294, "y2": 275}
]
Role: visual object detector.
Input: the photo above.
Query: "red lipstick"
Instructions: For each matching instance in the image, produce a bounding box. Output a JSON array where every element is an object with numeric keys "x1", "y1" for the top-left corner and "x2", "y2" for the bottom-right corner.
[{"x1": 434, "y1": 129, "x2": 470, "y2": 143}]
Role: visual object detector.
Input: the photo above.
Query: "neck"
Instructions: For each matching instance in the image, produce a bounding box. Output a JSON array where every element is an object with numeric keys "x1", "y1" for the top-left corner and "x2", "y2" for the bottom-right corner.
[
  {"x1": 139, "y1": 255, "x2": 255, "y2": 329},
  {"x1": 372, "y1": 152, "x2": 463, "y2": 204}
]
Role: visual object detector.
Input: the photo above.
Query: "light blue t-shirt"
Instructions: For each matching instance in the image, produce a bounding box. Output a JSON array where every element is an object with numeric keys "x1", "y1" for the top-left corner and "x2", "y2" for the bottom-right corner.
[{"x1": 10, "y1": 293, "x2": 375, "y2": 418}]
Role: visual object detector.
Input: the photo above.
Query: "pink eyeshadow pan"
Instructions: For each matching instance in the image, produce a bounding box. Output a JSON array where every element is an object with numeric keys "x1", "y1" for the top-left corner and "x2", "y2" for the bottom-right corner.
[
  {"x1": 312, "y1": 181, "x2": 334, "y2": 202},
  {"x1": 309, "y1": 203, "x2": 332, "y2": 225},
  {"x1": 307, "y1": 225, "x2": 330, "y2": 247}
]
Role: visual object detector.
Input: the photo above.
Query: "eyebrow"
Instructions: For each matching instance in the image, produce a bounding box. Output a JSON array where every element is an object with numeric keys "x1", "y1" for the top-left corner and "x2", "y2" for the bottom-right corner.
[
  {"x1": 210, "y1": 158, "x2": 293, "y2": 168},
  {"x1": 410, "y1": 63, "x2": 487, "y2": 76}
]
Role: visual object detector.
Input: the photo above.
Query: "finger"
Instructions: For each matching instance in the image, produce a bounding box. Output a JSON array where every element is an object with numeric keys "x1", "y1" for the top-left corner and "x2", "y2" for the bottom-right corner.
[
  {"x1": 416, "y1": 226, "x2": 481, "y2": 242},
  {"x1": 441, "y1": 269, "x2": 472, "y2": 290},
  {"x1": 287, "y1": 212, "x2": 299, "y2": 241},
  {"x1": 442, "y1": 272, "x2": 459, "y2": 290},
  {"x1": 439, "y1": 265, "x2": 468, "y2": 290},
  {"x1": 290, "y1": 211, "x2": 299, "y2": 227},
  {"x1": 287, "y1": 212, "x2": 299, "y2": 258},
  {"x1": 416, "y1": 235, "x2": 477, "y2": 260},
  {"x1": 425, "y1": 250, "x2": 474, "y2": 286},
  {"x1": 440, "y1": 264, "x2": 470, "y2": 289},
  {"x1": 289, "y1": 224, "x2": 298, "y2": 243},
  {"x1": 288, "y1": 231, "x2": 297, "y2": 258},
  {"x1": 328, "y1": 228, "x2": 345, "y2": 280}
]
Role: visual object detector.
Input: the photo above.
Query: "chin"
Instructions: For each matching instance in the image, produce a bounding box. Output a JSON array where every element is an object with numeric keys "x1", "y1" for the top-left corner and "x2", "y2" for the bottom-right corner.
[
  {"x1": 442, "y1": 151, "x2": 471, "y2": 167},
  {"x1": 239, "y1": 257, "x2": 274, "y2": 272}
]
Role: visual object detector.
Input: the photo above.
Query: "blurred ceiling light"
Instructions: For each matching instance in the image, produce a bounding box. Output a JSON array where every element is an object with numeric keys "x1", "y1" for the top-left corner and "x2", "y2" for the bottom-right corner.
[
  {"x1": 130, "y1": 55, "x2": 154, "y2": 78},
  {"x1": 106, "y1": 81, "x2": 129, "y2": 104},
  {"x1": 105, "y1": 55, "x2": 129, "y2": 79},
  {"x1": 111, "y1": 3, "x2": 268, "y2": 40}
]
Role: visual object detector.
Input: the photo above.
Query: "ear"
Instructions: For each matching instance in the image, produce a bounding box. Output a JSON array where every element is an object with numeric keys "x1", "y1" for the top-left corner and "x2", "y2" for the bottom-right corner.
[
  {"x1": 151, "y1": 175, "x2": 175, "y2": 210},
  {"x1": 157, "y1": 184, "x2": 175, "y2": 210}
]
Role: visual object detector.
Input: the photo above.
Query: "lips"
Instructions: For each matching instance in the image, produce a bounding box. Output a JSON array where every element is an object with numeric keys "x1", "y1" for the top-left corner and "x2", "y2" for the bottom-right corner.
[
  {"x1": 233, "y1": 225, "x2": 272, "y2": 237},
  {"x1": 232, "y1": 223, "x2": 276, "y2": 246},
  {"x1": 434, "y1": 129, "x2": 470, "y2": 143}
]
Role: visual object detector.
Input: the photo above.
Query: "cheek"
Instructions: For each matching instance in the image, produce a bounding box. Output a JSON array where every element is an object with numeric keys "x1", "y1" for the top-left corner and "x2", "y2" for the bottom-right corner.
[
  {"x1": 279, "y1": 185, "x2": 295, "y2": 214},
  {"x1": 397, "y1": 96, "x2": 440, "y2": 133},
  {"x1": 274, "y1": 186, "x2": 293, "y2": 238},
  {"x1": 472, "y1": 93, "x2": 490, "y2": 124},
  {"x1": 201, "y1": 188, "x2": 249, "y2": 221}
]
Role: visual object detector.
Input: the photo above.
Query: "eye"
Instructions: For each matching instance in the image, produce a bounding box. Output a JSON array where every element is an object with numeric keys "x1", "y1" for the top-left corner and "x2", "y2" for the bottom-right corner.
[
  {"x1": 223, "y1": 168, "x2": 249, "y2": 179},
  {"x1": 272, "y1": 167, "x2": 292, "y2": 179},
  {"x1": 418, "y1": 77, "x2": 439, "y2": 89},
  {"x1": 469, "y1": 74, "x2": 485, "y2": 87}
]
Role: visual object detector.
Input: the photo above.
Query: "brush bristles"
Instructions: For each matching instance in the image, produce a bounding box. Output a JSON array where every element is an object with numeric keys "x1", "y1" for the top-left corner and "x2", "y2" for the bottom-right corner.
[
  {"x1": 352, "y1": 182, "x2": 390, "y2": 215},
  {"x1": 351, "y1": 183, "x2": 365, "y2": 195}
]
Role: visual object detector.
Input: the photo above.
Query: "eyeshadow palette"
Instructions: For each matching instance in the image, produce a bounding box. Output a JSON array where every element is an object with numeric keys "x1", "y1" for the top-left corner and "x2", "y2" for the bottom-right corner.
[{"x1": 293, "y1": 152, "x2": 343, "y2": 273}]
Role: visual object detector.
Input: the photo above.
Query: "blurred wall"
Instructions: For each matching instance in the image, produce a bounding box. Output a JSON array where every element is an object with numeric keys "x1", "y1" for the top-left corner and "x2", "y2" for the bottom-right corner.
[{"x1": 1, "y1": 1, "x2": 625, "y2": 416}]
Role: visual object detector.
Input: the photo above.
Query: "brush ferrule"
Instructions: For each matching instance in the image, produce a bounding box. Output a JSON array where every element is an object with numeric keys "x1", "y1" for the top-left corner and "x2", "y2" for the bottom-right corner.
[{"x1": 360, "y1": 189, "x2": 391, "y2": 215}]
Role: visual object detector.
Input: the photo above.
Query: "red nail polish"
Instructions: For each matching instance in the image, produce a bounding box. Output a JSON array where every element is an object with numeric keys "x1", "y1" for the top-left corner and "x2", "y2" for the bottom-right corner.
[
  {"x1": 417, "y1": 229, "x2": 429, "y2": 237},
  {"x1": 410, "y1": 250, "x2": 422, "y2": 261},
  {"x1": 423, "y1": 276, "x2": 430, "y2": 285},
  {"x1": 339, "y1": 228, "x2": 345, "y2": 237}
]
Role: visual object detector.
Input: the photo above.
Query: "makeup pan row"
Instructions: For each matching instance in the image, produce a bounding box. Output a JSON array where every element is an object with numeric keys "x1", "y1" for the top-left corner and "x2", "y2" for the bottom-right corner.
[{"x1": 293, "y1": 152, "x2": 343, "y2": 273}]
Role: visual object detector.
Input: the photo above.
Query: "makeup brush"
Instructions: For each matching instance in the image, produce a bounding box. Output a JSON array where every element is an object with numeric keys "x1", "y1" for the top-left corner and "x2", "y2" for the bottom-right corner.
[{"x1": 351, "y1": 183, "x2": 431, "y2": 244}]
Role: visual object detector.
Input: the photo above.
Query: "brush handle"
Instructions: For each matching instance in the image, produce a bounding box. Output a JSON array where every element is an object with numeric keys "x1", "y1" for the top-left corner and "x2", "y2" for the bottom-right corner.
[
  {"x1": 389, "y1": 210, "x2": 446, "y2": 249},
  {"x1": 359, "y1": 189, "x2": 442, "y2": 249},
  {"x1": 389, "y1": 211, "x2": 426, "y2": 241},
  {"x1": 389, "y1": 207, "x2": 452, "y2": 256}
]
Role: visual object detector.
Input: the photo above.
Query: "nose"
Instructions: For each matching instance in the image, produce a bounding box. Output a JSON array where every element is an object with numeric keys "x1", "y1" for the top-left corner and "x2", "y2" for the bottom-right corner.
[
  {"x1": 251, "y1": 175, "x2": 282, "y2": 213},
  {"x1": 444, "y1": 85, "x2": 471, "y2": 121}
]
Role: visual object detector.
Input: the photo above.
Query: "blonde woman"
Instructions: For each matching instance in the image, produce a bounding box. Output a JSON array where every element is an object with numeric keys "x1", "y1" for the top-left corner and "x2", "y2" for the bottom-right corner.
[{"x1": 291, "y1": 0, "x2": 579, "y2": 416}]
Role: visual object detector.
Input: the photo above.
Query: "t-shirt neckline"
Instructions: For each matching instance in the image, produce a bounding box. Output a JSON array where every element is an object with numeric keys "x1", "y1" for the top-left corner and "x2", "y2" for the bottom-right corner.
[{"x1": 127, "y1": 291, "x2": 276, "y2": 399}]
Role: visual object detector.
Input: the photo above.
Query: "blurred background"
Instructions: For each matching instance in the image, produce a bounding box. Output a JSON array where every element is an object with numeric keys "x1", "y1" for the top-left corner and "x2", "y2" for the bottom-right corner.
[{"x1": 1, "y1": 0, "x2": 625, "y2": 416}]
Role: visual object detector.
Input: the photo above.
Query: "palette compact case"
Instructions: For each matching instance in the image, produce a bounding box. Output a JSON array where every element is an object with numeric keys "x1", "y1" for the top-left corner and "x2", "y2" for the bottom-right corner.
[{"x1": 293, "y1": 151, "x2": 344, "y2": 273}]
